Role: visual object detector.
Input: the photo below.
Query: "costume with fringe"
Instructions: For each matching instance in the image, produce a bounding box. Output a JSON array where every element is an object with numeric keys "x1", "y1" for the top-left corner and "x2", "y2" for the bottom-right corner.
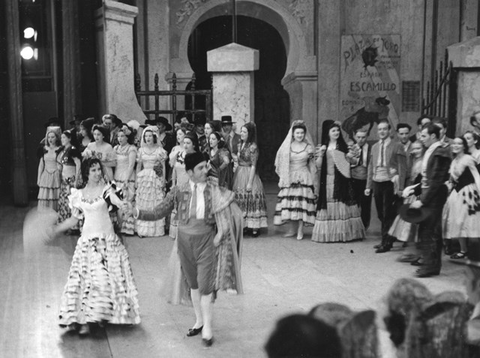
[
  {"x1": 38, "y1": 148, "x2": 62, "y2": 211},
  {"x1": 388, "y1": 158, "x2": 423, "y2": 242},
  {"x1": 57, "y1": 146, "x2": 81, "y2": 231},
  {"x1": 442, "y1": 155, "x2": 480, "y2": 240},
  {"x1": 137, "y1": 181, "x2": 243, "y2": 304},
  {"x1": 114, "y1": 143, "x2": 137, "y2": 235},
  {"x1": 58, "y1": 186, "x2": 140, "y2": 326},
  {"x1": 274, "y1": 121, "x2": 317, "y2": 226},
  {"x1": 168, "y1": 145, "x2": 189, "y2": 239},
  {"x1": 232, "y1": 142, "x2": 268, "y2": 230},
  {"x1": 312, "y1": 121, "x2": 365, "y2": 243},
  {"x1": 135, "y1": 143, "x2": 167, "y2": 237}
]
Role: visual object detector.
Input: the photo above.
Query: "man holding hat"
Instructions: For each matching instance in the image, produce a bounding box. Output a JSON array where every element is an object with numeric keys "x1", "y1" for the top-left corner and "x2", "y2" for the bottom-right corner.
[
  {"x1": 131, "y1": 152, "x2": 243, "y2": 347},
  {"x1": 405, "y1": 123, "x2": 451, "y2": 277}
]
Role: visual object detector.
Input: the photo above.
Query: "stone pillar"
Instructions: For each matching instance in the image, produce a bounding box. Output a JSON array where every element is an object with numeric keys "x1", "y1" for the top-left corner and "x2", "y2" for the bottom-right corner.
[
  {"x1": 207, "y1": 43, "x2": 259, "y2": 132},
  {"x1": 95, "y1": 0, "x2": 146, "y2": 122},
  {"x1": 5, "y1": 0, "x2": 28, "y2": 206},
  {"x1": 282, "y1": 72, "x2": 319, "y2": 142},
  {"x1": 448, "y1": 37, "x2": 480, "y2": 135}
]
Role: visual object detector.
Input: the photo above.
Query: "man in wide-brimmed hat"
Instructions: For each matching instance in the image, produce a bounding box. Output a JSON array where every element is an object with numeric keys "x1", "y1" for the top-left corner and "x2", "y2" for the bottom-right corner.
[
  {"x1": 193, "y1": 115, "x2": 207, "y2": 152},
  {"x1": 221, "y1": 115, "x2": 241, "y2": 157}
]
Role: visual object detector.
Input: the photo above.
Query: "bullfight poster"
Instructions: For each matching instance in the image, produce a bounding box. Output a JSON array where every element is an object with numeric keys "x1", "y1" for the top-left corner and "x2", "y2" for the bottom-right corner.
[{"x1": 340, "y1": 34, "x2": 401, "y2": 138}]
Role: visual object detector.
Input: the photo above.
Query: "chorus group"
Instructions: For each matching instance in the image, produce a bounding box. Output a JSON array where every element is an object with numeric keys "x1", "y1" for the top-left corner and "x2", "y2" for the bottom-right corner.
[{"x1": 35, "y1": 110, "x2": 480, "y2": 348}]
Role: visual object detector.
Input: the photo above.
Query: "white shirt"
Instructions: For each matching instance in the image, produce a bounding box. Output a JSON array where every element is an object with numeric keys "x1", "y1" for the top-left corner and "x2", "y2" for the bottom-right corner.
[
  {"x1": 376, "y1": 137, "x2": 391, "y2": 167},
  {"x1": 189, "y1": 180, "x2": 206, "y2": 219}
]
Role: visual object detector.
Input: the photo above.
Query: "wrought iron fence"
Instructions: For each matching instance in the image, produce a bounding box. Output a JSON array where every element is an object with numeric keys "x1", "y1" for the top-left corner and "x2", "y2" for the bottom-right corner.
[
  {"x1": 422, "y1": 50, "x2": 458, "y2": 136},
  {"x1": 135, "y1": 72, "x2": 212, "y2": 125}
]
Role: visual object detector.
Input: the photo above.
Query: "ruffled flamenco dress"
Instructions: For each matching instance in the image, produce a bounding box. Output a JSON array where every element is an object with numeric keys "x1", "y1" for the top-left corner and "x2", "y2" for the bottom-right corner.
[
  {"x1": 232, "y1": 142, "x2": 268, "y2": 230},
  {"x1": 38, "y1": 149, "x2": 61, "y2": 211},
  {"x1": 312, "y1": 149, "x2": 365, "y2": 242},
  {"x1": 58, "y1": 187, "x2": 140, "y2": 326},
  {"x1": 274, "y1": 144, "x2": 317, "y2": 226},
  {"x1": 135, "y1": 146, "x2": 167, "y2": 237}
]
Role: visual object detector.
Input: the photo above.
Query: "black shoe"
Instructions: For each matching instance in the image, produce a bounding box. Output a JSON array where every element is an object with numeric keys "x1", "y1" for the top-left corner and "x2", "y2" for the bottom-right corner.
[
  {"x1": 397, "y1": 254, "x2": 418, "y2": 263},
  {"x1": 415, "y1": 267, "x2": 440, "y2": 278},
  {"x1": 376, "y1": 244, "x2": 392, "y2": 253},
  {"x1": 373, "y1": 243, "x2": 382, "y2": 249},
  {"x1": 202, "y1": 337, "x2": 214, "y2": 347},
  {"x1": 410, "y1": 258, "x2": 423, "y2": 266},
  {"x1": 186, "y1": 326, "x2": 203, "y2": 337}
]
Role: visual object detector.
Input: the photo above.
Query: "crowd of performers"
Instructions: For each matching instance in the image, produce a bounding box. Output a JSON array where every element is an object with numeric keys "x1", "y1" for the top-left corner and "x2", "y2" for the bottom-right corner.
[{"x1": 35, "y1": 110, "x2": 480, "y2": 348}]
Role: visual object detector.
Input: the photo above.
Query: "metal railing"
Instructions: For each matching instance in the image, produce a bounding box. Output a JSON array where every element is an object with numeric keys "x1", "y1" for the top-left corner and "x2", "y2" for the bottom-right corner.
[{"x1": 135, "y1": 72, "x2": 212, "y2": 124}]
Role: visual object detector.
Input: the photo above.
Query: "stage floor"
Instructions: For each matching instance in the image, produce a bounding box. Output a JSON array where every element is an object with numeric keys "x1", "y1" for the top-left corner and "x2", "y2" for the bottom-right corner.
[{"x1": 0, "y1": 184, "x2": 465, "y2": 358}]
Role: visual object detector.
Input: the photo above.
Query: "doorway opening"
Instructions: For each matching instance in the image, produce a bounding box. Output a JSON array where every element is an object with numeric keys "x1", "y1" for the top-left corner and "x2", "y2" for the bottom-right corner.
[{"x1": 187, "y1": 15, "x2": 290, "y2": 181}]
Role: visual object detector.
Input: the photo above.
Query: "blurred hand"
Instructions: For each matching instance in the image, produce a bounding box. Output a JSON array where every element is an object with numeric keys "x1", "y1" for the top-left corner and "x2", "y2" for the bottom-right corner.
[
  {"x1": 214, "y1": 232, "x2": 222, "y2": 247},
  {"x1": 410, "y1": 200, "x2": 423, "y2": 209},
  {"x1": 364, "y1": 189, "x2": 371, "y2": 196}
]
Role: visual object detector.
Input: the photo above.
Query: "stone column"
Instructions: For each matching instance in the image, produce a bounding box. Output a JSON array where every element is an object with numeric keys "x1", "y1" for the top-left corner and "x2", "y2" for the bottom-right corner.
[
  {"x1": 207, "y1": 43, "x2": 259, "y2": 131},
  {"x1": 5, "y1": 0, "x2": 28, "y2": 205},
  {"x1": 282, "y1": 72, "x2": 319, "y2": 142},
  {"x1": 95, "y1": 0, "x2": 146, "y2": 122},
  {"x1": 448, "y1": 37, "x2": 480, "y2": 135}
]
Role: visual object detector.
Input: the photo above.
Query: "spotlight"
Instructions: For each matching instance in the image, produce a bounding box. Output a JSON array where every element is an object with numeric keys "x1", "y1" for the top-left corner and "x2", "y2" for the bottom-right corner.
[
  {"x1": 24, "y1": 27, "x2": 35, "y2": 39},
  {"x1": 20, "y1": 46, "x2": 34, "y2": 60}
]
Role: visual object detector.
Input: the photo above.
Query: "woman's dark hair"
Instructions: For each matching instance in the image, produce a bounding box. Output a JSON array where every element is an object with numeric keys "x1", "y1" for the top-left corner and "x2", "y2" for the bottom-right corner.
[
  {"x1": 292, "y1": 122, "x2": 307, "y2": 135},
  {"x1": 207, "y1": 120, "x2": 222, "y2": 133},
  {"x1": 175, "y1": 127, "x2": 187, "y2": 144},
  {"x1": 142, "y1": 128, "x2": 158, "y2": 144},
  {"x1": 117, "y1": 128, "x2": 135, "y2": 145},
  {"x1": 320, "y1": 120, "x2": 348, "y2": 153},
  {"x1": 242, "y1": 122, "x2": 257, "y2": 144},
  {"x1": 184, "y1": 132, "x2": 199, "y2": 152},
  {"x1": 80, "y1": 118, "x2": 95, "y2": 140},
  {"x1": 464, "y1": 131, "x2": 480, "y2": 150},
  {"x1": 453, "y1": 136, "x2": 469, "y2": 156},
  {"x1": 209, "y1": 131, "x2": 225, "y2": 149},
  {"x1": 62, "y1": 129, "x2": 79, "y2": 148},
  {"x1": 92, "y1": 124, "x2": 110, "y2": 144},
  {"x1": 81, "y1": 157, "x2": 104, "y2": 185}
]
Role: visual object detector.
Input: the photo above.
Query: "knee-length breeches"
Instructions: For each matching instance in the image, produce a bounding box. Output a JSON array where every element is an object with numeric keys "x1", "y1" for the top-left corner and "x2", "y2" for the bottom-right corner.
[{"x1": 177, "y1": 219, "x2": 216, "y2": 295}]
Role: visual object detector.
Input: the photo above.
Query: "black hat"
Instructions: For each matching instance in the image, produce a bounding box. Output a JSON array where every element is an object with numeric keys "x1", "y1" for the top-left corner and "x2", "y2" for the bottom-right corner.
[
  {"x1": 145, "y1": 119, "x2": 157, "y2": 126},
  {"x1": 69, "y1": 114, "x2": 83, "y2": 125},
  {"x1": 156, "y1": 116, "x2": 173, "y2": 131},
  {"x1": 194, "y1": 116, "x2": 206, "y2": 126},
  {"x1": 399, "y1": 204, "x2": 434, "y2": 224},
  {"x1": 221, "y1": 115, "x2": 235, "y2": 125},
  {"x1": 44, "y1": 117, "x2": 62, "y2": 128},
  {"x1": 185, "y1": 152, "x2": 207, "y2": 171}
]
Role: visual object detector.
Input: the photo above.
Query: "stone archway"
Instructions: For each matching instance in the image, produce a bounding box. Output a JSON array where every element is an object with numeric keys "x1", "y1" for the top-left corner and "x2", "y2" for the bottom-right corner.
[{"x1": 171, "y1": 0, "x2": 318, "y2": 140}]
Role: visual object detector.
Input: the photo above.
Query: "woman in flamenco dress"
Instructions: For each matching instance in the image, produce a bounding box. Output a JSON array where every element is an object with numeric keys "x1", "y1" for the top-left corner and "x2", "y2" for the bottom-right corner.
[
  {"x1": 232, "y1": 122, "x2": 268, "y2": 237},
  {"x1": 56, "y1": 158, "x2": 140, "y2": 335},
  {"x1": 37, "y1": 126, "x2": 62, "y2": 211},
  {"x1": 135, "y1": 125, "x2": 167, "y2": 237},
  {"x1": 443, "y1": 136, "x2": 480, "y2": 260},
  {"x1": 114, "y1": 128, "x2": 138, "y2": 235},
  {"x1": 274, "y1": 120, "x2": 317, "y2": 240},
  {"x1": 311, "y1": 120, "x2": 365, "y2": 243}
]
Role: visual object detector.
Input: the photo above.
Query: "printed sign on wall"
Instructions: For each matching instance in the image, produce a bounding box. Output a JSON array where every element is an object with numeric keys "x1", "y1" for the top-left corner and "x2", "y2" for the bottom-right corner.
[{"x1": 340, "y1": 34, "x2": 401, "y2": 138}]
